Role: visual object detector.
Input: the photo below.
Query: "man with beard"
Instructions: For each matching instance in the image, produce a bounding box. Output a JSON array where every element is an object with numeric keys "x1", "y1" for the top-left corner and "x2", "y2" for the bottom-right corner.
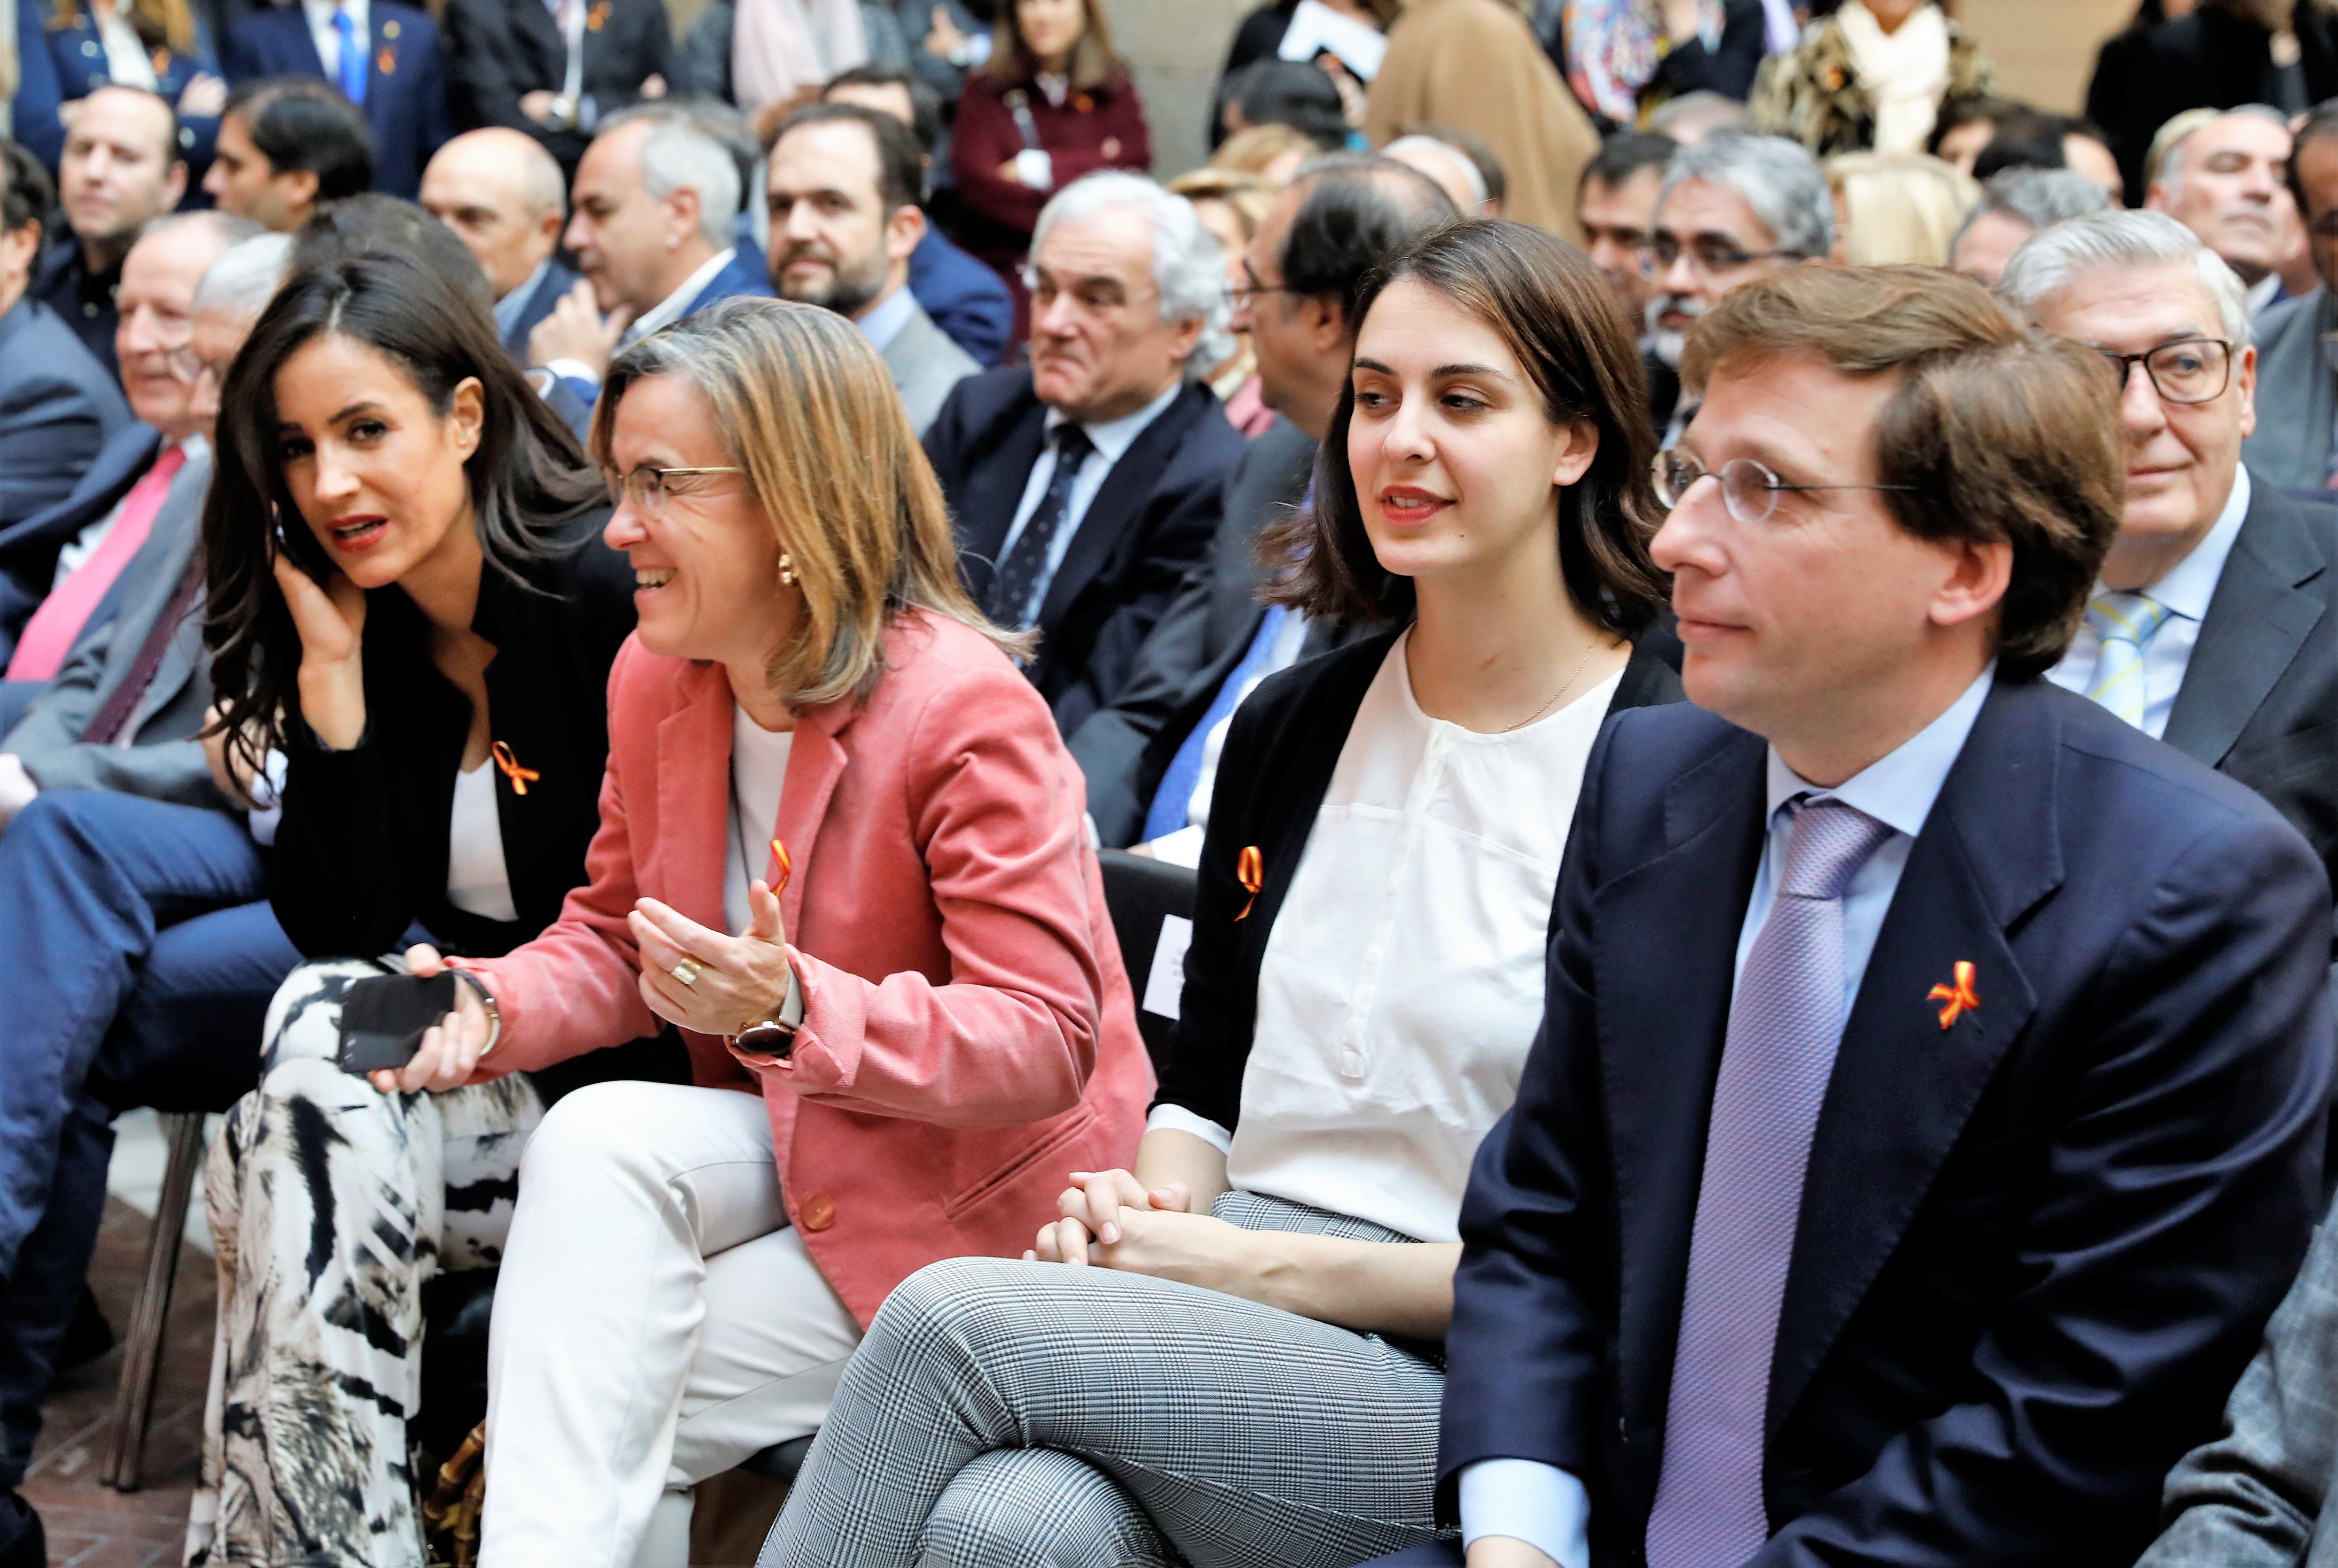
[
  {"x1": 1575, "y1": 131, "x2": 1677, "y2": 436},
  {"x1": 765, "y1": 103, "x2": 975, "y2": 435},
  {"x1": 1645, "y1": 132, "x2": 1833, "y2": 447},
  {"x1": 32, "y1": 86, "x2": 188, "y2": 381}
]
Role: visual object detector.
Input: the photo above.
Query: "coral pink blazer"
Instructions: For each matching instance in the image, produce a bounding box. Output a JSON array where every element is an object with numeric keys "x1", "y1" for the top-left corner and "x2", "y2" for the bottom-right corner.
[{"x1": 456, "y1": 610, "x2": 1154, "y2": 1325}]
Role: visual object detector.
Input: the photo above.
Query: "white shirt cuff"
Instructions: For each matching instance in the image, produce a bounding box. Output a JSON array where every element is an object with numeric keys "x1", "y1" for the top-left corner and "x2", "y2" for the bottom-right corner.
[
  {"x1": 545, "y1": 357, "x2": 601, "y2": 388},
  {"x1": 1013, "y1": 147, "x2": 1055, "y2": 189},
  {"x1": 1459, "y1": 1459, "x2": 1591, "y2": 1568},
  {"x1": 1140, "y1": 823, "x2": 1206, "y2": 869},
  {"x1": 1145, "y1": 1102, "x2": 1232, "y2": 1155}
]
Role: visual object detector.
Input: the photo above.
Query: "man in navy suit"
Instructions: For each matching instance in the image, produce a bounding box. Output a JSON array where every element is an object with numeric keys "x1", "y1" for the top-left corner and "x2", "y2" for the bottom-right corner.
[
  {"x1": 1393, "y1": 266, "x2": 2334, "y2": 1568},
  {"x1": 527, "y1": 104, "x2": 770, "y2": 411},
  {"x1": 420, "y1": 127, "x2": 578, "y2": 362},
  {"x1": 922, "y1": 172, "x2": 1242, "y2": 736},
  {"x1": 221, "y1": 0, "x2": 449, "y2": 198},
  {"x1": 0, "y1": 142, "x2": 131, "y2": 537}
]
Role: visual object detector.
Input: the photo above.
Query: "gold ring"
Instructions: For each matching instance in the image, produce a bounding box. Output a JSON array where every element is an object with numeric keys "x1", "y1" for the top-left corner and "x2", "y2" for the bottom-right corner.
[{"x1": 670, "y1": 957, "x2": 702, "y2": 988}]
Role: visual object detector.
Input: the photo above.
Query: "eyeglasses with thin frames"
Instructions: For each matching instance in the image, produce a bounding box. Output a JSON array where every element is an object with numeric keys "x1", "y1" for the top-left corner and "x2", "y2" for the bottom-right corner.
[
  {"x1": 1653, "y1": 451, "x2": 1928, "y2": 524},
  {"x1": 609, "y1": 465, "x2": 746, "y2": 517},
  {"x1": 2093, "y1": 337, "x2": 2234, "y2": 406},
  {"x1": 1639, "y1": 233, "x2": 1804, "y2": 278}
]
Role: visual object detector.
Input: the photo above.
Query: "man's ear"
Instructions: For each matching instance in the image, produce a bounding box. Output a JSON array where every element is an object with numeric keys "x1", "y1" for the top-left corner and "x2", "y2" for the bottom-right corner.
[
  {"x1": 668, "y1": 187, "x2": 703, "y2": 249},
  {"x1": 1929, "y1": 537, "x2": 2014, "y2": 633},
  {"x1": 885, "y1": 201, "x2": 927, "y2": 266},
  {"x1": 1308, "y1": 295, "x2": 1347, "y2": 355},
  {"x1": 279, "y1": 167, "x2": 321, "y2": 218},
  {"x1": 164, "y1": 159, "x2": 190, "y2": 209}
]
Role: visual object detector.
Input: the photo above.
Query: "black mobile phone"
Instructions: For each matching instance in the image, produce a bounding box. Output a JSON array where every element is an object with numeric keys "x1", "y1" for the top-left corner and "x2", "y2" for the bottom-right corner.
[{"x1": 336, "y1": 971, "x2": 459, "y2": 1076}]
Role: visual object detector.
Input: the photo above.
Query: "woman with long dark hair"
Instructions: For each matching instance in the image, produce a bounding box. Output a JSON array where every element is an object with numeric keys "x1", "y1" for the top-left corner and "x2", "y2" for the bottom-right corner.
[
  {"x1": 185, "y1": 248, "x2": 668, "y2": 1568},
  {"x1": 758, "y1": 218, "x2": 1685, "y2": 1568}
]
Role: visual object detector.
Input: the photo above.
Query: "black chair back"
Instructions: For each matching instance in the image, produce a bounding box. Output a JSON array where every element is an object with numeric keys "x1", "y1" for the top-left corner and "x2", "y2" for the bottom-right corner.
[{"x1": 1097, "y1": 848, "x2": 1199, "y2": 1077}]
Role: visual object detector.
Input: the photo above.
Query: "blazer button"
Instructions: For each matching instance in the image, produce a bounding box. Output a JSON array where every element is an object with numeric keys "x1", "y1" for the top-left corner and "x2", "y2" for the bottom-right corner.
[
  {"x1": 82, "y1": 39, "x2": 101, "y2": 54},
  {"x1": 800, "y1": 1193, "x2": 836, "y2": 1232}
]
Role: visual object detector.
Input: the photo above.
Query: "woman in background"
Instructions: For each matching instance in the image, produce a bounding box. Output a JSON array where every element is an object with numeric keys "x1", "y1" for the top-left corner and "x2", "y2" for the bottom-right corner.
[
  {"x1": 1170, "y1": 167, "x2": 1278, "y2": 437},
  {"x1": 1751, "y1": 0, "x2": 1996, "y2": 156},
  {"x1": 12, "y1": 0, "x2": 222, "y2": 170},
  {"x1": 1826, "y1": 148, "x2": 1978, "y2": 263}
]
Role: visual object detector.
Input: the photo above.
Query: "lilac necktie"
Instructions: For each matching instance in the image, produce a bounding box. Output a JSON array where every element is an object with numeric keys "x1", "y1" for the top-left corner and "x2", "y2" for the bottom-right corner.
[{"x1": 1645, "y1": 797, "x2": 1894, "y2": 1568}]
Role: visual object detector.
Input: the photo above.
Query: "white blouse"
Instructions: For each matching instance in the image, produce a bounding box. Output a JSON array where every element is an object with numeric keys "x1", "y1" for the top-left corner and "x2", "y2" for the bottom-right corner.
[
  {"x1": 446, "y1": 760, "x2": 519, "y2": 923},
  {"x1": 724, "y1": 704, "x2": 794, "y2": 935},
  {"x1": 1218, "y1": 634, "x2": 1619, "y2": 1243}
]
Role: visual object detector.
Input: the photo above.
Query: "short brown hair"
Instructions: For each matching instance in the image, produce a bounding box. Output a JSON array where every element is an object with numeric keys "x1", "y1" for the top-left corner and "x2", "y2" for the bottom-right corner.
[
  {"x1": 979, "y1": 0, "x2": 1122, "y2": 95},
  {"x1": 1684, "y1": 266, "x2": 2121, "y2": 680},
  {"x1": 1262, "y1": 219, "x2": 1669, "y2": 638}
]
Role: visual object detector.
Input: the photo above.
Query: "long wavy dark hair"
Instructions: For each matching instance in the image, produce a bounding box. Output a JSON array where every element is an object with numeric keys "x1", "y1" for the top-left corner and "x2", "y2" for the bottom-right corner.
[{"x1": 201, "y1": 248, "x2": 604, "y2": 772}]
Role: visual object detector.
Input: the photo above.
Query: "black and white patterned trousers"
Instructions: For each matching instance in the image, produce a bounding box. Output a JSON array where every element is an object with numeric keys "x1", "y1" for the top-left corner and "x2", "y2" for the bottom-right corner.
[
  {"x1": 186, "y1": 958, "x2": 544, "y2": 1568},
  {"x1": 756, "y1": 1191, "x2": 1455, "y2": 1568}
]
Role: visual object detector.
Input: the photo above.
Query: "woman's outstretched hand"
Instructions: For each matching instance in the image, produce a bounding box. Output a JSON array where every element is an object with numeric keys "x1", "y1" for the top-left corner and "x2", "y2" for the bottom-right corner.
[
  {"x1": 628, "y1": 881, "x2": 795, "y2": 1040},
  {"x1": 372, "y1": 945, "x2": 493, "y2": 1095},
  {"x1": 273, "y1": 551, "x2": 369, "y2": 749}
]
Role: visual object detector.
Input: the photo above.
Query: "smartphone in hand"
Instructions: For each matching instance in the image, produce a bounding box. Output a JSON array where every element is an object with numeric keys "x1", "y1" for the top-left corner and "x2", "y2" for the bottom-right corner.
[{"x1": 336, "y1": 972, "x2": 459, "y2": 1076}]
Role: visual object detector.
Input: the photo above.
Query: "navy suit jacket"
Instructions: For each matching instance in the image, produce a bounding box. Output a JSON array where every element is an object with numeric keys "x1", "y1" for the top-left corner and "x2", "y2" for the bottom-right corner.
[
  {"x1": 502, "y1": 258, "x2": 579, "y2": 362},
  {"x1": 0, "y1": 296, "x2": 133, "y2": 540},
  {"x1": 924, "y1": 369, "x2": 1242, "y2": 736},
  {"x1": 223, "y1": 0, "x2": 449, "y2": 197},
  {"x1": 1441, "y1": 675, "x2": 2334, "y2": 1567},
  {"x1": 908, "y1": 228, "x2": 1014, "y2": 368},
  {"x1": 0, "y1": 421, "x2": 163, "y2": 666},
  {"x1": 545, "y1": 248, "x2": 772, "y2": 413}
]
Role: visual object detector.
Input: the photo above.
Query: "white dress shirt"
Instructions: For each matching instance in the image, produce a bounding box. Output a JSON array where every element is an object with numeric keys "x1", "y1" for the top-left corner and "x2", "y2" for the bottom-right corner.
[
  {"x1": 301, "y1": 0, "x2": 368, "y2": 80},
  {"x1": 855, "y1": 284, "x2": 917, "y2": 353},
  {"x1": 1460, "y1": 665, "x2": 1997, "y2": 1566},
  {"x1": 723, "y1": 704, "x2": 794, "y2": 936},
  {"x1": 2044, "y1": 465, "x2": 2250, "y2": 739},
  {"x1": 1148, "y1": 634, "x2": 1622, "y2": 1245},
  {"x1": 994, "y1": 379, "x2": 1184, "y2": 622},
  {"x1": 96, "y1": 0, "x2": 160, "y2": 89}
]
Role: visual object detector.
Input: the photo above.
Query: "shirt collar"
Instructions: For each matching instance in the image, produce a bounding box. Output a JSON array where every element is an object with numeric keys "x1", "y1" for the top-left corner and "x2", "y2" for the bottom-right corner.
[
  {"x1": 1764, "y1": 662, "x2": 1995, "y2": 841},
  {"x1": 1041, "y1": 378, "x2": 1184, "y2": 467},
  {"x1": 493, "y1": 258, "x2": 553, "y2": 337},
  {"x1": 855, "y1": 284, "x2": 917, "y2": 352},
  {"x1": 627, "y1": 248, "x2": 734, "y2": 341},
  {"x1": 2122, "y1": 462, "x2": 2251, "y2": 623},
  {"x1": 303, "y1": 0, "x2": 365, "y2": 28}
]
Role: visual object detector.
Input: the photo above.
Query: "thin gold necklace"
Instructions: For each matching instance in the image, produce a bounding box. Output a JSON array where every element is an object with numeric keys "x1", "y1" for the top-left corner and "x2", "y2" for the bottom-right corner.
[{"x1": 1500, "y1": 637, "x2": 1604, "y2": 733}]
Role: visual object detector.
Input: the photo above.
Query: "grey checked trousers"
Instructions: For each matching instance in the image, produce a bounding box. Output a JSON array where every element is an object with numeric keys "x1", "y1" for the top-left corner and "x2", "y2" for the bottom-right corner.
[{"x1": 757, "y1": 1191, "x2": 1455, "y2": 1568}]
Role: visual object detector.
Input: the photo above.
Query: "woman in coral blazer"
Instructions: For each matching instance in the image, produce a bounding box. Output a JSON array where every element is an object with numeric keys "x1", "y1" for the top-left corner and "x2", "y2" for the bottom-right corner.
[{"x1": 386, "y1": 297, "x2": 1152, "y2": 1566}]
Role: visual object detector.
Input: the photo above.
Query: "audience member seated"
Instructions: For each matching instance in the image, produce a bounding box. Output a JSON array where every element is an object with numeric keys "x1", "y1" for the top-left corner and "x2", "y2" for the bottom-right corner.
[
  {"x1": 442, "y1": 0, "x2": 670, "y2": 176},
  {"x1": 1576, "y1": 131, "x2": 1679, "y2": 433},
  {"x1": 2147, "y1": 104, "x2": 2307, "y2": 312},
  {"x1": 1997, "y1": 209, "x2": 2338, "y2": 908},
  {"x1": 1927, "y1": 89, "x2": 2020, "y2": 172},
  {"x1": 1408, "y1": 263, "x2": 2330, "y2": 1568},
  {"x1": 822, "y1": 62, "x2": 1017, "y2": 366},
  {"x1": 31, "y1": 85, "x2": 188, "y2": 378},
  {"x1": 529, "y1": 104, "x2": 771, "y2": 409},
  {"x1": 1947, "y1": 164, "x2": 2110, "y2": 284},
  {"x1": 1363, "y1": 0, "x2": 1596, "y2": 237},
  {"x1": 0, "y1": 210, "x2": 257, "y2": 681},
  {"x1": 200, "y1": 77, "x2": 373, "y2": 231},
  {"x1": 1824, "y1": 149, "x2": 1977, "y2": 264},
  {"x1": 342, "y1": 297, "x2": 1157, "y2": 1567},
  {"x1": 0, "y1": 228, "x2": 283, "y2": 1568},
  {"x1": 1167, "y1": 167, "x2": 1277, "y2": 436},
  {"x1": 0, "y1": 141, "x2": 131, "y2": 534},
  {"x1": 221, "y1": 0, "x2": 447, "y2": 197},
  {"x1": 1645, "y1": 130, "x2": 1831, "y2": 443},
  {"x1": 1646, "y1": 86, "x2": 1751, "y2": 146},
  {"x1": 421, "y1": 128, "x2": 579, "y2": 361},
  {"x1": 1750, "y1": 0, "x2": 1995, "y2": 157},
  {"x1": 1070, "y1": 153, "x2": 1455, "y2": 852},
  {"x1": 758, "y1": 216, "x2": 1680, "y2": 1568},
  {"x1": 186, "y1": 248, "x2": 673, "y2": 1567},
  {"x1": 2248, "y1": 100, "x2": 2338, "y2": 490},
  {"x1": 2102, "y1": 0, "x2": 2338, "y2": 204},
  {"x1": 1969, "y1": 107, "x2": 2124, "y2": 199},
  {"x1": 765, "y1": 104, "x2": 974, "y2": 433},
  {"x1": 9, "y1": 0, "x2": 221, "y2": 176},
  {"x1": 952, "y1": 0, "x2": 1152, "y2": 341},
  {"x1": 923, "y1": 173, "x2": 1242, "y2": 738},
  {"x1": 678, "y1": 0, "x2": 869, "y2": 147}
]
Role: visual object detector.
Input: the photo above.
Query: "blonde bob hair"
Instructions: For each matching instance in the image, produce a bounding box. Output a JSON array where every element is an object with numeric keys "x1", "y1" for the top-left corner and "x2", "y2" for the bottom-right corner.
[
  {"x1": 1823, "y1": 152, "x2": 1981, "y2": 266},
  {"x1": 590, "y1": 298, "x2": 1026, "y2": 708}
]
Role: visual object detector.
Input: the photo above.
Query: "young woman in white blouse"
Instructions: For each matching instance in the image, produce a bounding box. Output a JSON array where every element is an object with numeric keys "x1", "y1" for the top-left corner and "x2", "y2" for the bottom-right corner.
[{"x1": 759, "y1": 218, "x2": 1684, "y2": 1568}]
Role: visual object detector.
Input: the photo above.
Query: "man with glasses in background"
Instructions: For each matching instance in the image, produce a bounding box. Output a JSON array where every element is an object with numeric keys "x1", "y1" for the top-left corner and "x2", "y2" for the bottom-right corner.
[
  {"x1": 1643, "y1": 131, "x2": 1833, "y2": 447},
  {"x1": 1997, "y1": 208, "x2": 2338, "y2": 910}
]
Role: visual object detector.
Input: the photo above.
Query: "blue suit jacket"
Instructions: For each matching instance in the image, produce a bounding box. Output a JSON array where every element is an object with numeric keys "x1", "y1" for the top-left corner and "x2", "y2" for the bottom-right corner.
[
  {"x1": 0, "y1": 420, "x2": 162, "y2": 666},
  {"x1": 502, "y1": 257, "x2": 579, "y2": 362},
  {"x1": 12, "y1": 0, "x2": 221, "y2": 171},
  {"x1": 909, "y1": 228, "x2": 1013, "y2": 367},
  {"x1": 223, "y1": 0, "x2": 449, "y2": 197},
  {"x1": 1439, "y1": 675, "x2": 2334, "y2": 1567},
  {"x1": 0, "y1": 296, "x2": 132, "y2": 541},
  {"x1": 547, "y1": 248, "x2": 772, "y2": 411}
]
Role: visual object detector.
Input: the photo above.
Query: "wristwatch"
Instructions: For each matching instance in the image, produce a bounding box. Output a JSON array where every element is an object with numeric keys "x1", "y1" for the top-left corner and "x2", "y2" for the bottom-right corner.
[
  {"x1": 729, "y1": 969, "x2": 804, "y2": 1061},
  {"x1": 449, "y1": 969, "x2": 501, "y2": 1057}
]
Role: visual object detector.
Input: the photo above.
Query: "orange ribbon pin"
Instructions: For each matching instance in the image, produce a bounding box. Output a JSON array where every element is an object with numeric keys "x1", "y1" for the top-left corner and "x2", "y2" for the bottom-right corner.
[
  {"x1": 1926, "y1": 961, "x2": 1980, "y2": 1030},
  {"x1": 769, "y1": 837, "x2": 792, "y2": 896},
  {"x1": 491, "y1": 742, "x2": 540, "y2": 796},
  {"x1": 1235, "y1": 845, "x2": 1263, "y2": 920},
  {"x1": 377, "y1": 46, "x2": 395, "y2": 74}
]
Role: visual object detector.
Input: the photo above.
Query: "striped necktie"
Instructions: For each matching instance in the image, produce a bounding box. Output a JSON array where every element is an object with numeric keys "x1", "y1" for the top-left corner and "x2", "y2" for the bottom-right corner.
[{"x1": 2082, "y1": 591, "x2": 2172, "y2": 730}]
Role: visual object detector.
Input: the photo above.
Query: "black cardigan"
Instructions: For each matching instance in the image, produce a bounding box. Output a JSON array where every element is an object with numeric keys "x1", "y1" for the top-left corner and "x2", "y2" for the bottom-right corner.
[
  {"x1": 271, "y1": 512, "x2": 635, "y2": 962},
  {"x1": 1155, "y1": 628, "x2": 1685, "y2": 1132}
]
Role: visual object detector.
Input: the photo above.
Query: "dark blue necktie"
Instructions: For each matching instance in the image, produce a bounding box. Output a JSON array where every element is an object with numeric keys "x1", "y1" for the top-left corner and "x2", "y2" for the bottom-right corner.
[
  {"x1": 985, "y1": 424, "x2": 1095, "y2": 629},
  {"x1": 333, "y1": 8, "x2": 367, "y2": 106}
]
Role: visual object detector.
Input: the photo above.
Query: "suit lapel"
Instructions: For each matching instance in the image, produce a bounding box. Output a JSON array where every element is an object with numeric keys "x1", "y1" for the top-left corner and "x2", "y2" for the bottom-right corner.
[
  {"x1": 1036, "y1": 385, "x2": 1202, "y2": 628},
  {"x1": 1767, "y1": 679, "x2": 2062, "y2": 1430},
  {"x1": 275, "y1": 5, "x2": 329, "y2": 77},
  {"x1": 651, "y1": 660, "x2": 733, "y2": 935},
  {"x1": 2162, "y1": 485, "x2": 2327, "y2": 768},
  {"x1": 511, "y1": 0, "x2": 564, "y2": 76},
  {"x1": 955, "y1": 399, "x2": 1048, "y2": 599},
  {"x1": 118, "y1": 454, "x2": 216, "y2": 735},
  {"x1": 769, "y1": 695, "x2": 853, "y2": 943},
  {"x1": 1598, "y1": 726, "x2": 1769, "y2": 1438}
]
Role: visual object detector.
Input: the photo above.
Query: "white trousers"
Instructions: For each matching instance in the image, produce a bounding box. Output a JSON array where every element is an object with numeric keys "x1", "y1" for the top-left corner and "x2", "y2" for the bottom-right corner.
[{"x1": 478, "y1": 1081, "x2": 862, "y2": 1568}]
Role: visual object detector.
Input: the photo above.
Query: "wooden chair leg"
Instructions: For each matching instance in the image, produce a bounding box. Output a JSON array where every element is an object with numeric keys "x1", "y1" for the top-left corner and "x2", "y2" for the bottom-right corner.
[{"x1": 104, "y1": 1111, "x2": 205, "y2": 1492}]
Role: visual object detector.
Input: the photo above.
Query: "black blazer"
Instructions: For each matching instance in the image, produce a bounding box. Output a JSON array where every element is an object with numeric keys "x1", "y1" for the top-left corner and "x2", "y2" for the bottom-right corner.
[
  {"x1": 271, "y1": 514, "x2": 634, "y2": 962},
  {"x1": 924, "y1": 368, "x2": 1244, "y2": 737},
  {"x1": 1440, "y1": 676, "x2": 2334, "y2": 1567},
  {"x1": 442, "y1": 0, "x2": 672, "y2": 172},
  {"x1": 1157, "y1": 629, "x2": 1685, "y2": 1133},
  {"x1": 2106, "y1": 0, "x2": 2338, "y2": 201},
  {"x1": 1068, "y1": 416, "x2": 1345, "y2": 846}
]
